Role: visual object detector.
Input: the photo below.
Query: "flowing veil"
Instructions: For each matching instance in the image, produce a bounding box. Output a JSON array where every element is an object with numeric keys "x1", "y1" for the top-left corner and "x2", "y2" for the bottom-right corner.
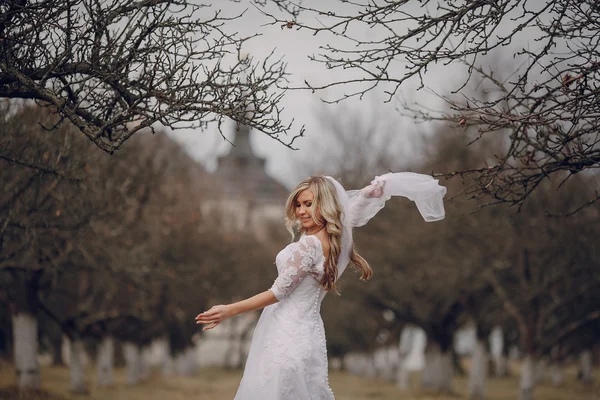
[{"x1": 324, "y1": 172, "x2": 446, "y2": 285}]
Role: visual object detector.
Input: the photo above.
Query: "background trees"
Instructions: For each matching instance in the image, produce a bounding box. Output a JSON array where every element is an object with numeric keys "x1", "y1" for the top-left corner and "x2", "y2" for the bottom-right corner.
[
  {"x1": 1, "y1": 2, "x2": 599, "y2": 398},
  {"x1": 307, "y1": 104, "x2": 599, "y2": 399},
  {"x1": 0, "y1": 101, "x2": 279, "y2": 390},
  {"x1": 0, "y1": 1, "x2": 300, "y2": 152},
  {"x1": 260, "y1": 0, "x2": 600, "y2": 208}
]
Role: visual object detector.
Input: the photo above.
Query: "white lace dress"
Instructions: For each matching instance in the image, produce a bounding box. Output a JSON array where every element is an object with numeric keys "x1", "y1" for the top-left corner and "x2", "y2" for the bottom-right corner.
[
  {"x1": 233, "y1": 173, "x2": 447, "y2": 400},
  {"x1": 234, "y1": 235, "x2": 333, "y2": 400}
]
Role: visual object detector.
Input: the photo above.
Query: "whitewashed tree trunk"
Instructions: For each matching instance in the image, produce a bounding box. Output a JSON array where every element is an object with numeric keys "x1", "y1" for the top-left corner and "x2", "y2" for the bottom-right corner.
[
  {"x1": 490, "y1": 326, "x2": 508, "y2": 377},
  {"x1": 140, "y1": 347, "x2": 151, "y2": 381},
  {"x1": 495, "y1": 353, "x2": 508, "y2": 377},
  {"x1": 175, "y1": 347, "x2": 197, "y2": 376},
  {"x1": 174, "y1": 350, "x2": 187, "y2": 376},
  {"x1": 69, "y1": 338, "x2": 87, "y2": 393},
  {"x1": 343, "y1": 353, "x2": 359, "y2": 375},
  {"x1": 396, "y1": 354, "x2": 410, "y2": 390},
  {"x1": 468, "y1": 339, "x2": 488, "y2": 399},
  {"x1": 96, "y1": 336, "x2": 114, "y2": 386},
  {"x1": 439, "y1": 350, "x2": 453, "y2": 393},
  {"x1": 374, "y1": 347, "x2": 397, "y2": 381},
  {"x1": 385, "y1": 346, "x2": 399, "y2": 381},
  {"x1": 396, "y1": 326, "x2": 414, "y2": 390},
  {"x1": 519, "y1": 355, "x2": 536, "y2": 400},
  {"x1": 421, "y1": 342, "x2": 452, "y2": 391},
  {"x1": 551, "y1": 363, "x2": 563, "y2": 386},
  {"x1": 420, "y1": 342, "x2": 440, "y2": 389},
  {"x1": 162, "y1": 353, "x2": 175, "y2": 376},
  {"x1": 123, "y1": 342, "x2": 142, "y2": 384},
  {"x1": 579, "y1": 350, "x2": 593, "y2": 385},
  {"x1": 365, "y1": 353, "x2": 377, "y2": 378},
  {"x1": 12, "y1": 313, "x2": 40, "y2": 389},
  {"x1": 535, "y1": 358, "x2": 546, "y2": 383}
]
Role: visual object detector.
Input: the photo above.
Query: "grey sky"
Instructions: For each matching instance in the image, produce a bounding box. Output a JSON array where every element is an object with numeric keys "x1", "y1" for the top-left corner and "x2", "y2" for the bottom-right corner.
[
  {"x1": 166, "y1": 1, "x2": 426, "y2": 187},
  {"x1": 167, "y1": 0, "x2": 545, "y2": 188}
]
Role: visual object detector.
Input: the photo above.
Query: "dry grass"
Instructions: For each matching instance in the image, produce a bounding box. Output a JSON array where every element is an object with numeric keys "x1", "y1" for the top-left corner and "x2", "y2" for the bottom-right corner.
[{"x1": 0, "y1": 363, "x2": 598, "y2": 400}]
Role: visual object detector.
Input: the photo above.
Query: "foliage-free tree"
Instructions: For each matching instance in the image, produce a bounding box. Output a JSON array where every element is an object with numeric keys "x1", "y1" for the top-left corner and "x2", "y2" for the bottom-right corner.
[
  {"x1": 261, "y1": 0, "x2": 600, "y2": 208},
  {"x1": 0, "y1": 1, "x2": 300, "y2": 152}
]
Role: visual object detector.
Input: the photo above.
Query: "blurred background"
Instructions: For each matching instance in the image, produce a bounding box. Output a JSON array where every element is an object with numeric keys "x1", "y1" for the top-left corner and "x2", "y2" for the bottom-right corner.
[
  {"x1": 1, "y1": 1, "x2": 599, "y2": 400},
  {"x1": 1, "y1": 100, "x2": 598, "y2": 400}
]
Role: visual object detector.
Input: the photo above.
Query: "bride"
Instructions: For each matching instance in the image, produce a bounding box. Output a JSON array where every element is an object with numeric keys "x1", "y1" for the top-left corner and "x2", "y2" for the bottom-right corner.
[{"x1": 195, "y1": 173, "x2": 446, "y2": 399}]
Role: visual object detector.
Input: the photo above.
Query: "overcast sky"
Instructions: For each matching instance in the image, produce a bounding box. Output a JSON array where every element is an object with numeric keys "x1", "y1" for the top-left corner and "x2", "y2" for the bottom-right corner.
[{"x1": 167, "y1": 0, "x2": 536, "y2": 188}]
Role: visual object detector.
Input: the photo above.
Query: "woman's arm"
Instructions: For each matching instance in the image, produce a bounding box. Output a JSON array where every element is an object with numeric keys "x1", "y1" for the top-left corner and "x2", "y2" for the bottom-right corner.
[
  {"x1": 196, "y1": 237, "x2": 321, "y2": 330},
  {"x1": 195, "y1": 290, "x2": 278, "y2": 331}
]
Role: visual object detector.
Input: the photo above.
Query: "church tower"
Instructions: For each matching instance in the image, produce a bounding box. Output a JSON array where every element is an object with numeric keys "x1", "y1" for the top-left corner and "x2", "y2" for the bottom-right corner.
[
  {"x1": 213, "y1": 123, "x2": 288, "y2": 205},
  {"x1": 205, "y1": 123, "x2": 288, "y2": 233}
]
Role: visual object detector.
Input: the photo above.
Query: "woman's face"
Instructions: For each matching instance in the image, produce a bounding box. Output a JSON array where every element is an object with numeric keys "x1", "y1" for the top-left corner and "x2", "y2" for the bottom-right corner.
[{"x1": 295, "y1": 189, "x2": 321, "y2": 231}]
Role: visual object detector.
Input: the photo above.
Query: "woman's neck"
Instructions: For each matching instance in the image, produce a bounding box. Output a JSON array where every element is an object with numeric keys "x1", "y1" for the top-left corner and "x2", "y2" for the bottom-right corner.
[{"x1": 305, "y1": 226, "x2": 325, "y2": 236}]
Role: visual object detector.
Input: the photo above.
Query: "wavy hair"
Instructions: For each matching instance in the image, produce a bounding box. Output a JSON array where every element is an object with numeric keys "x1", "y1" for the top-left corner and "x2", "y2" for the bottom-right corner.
[{"x1": 285, "y1": 176, "x2": 373, "y2": 293}]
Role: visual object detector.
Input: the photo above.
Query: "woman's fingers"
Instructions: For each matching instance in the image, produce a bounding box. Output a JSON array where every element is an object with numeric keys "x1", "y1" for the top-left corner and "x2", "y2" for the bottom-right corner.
[
  {"x1": 195, "y1": 305, "x2": 224, "y2": 320},
  {"x1": 195, "y1": 311, "x2": 217, "y2": 320},
  {"x1": 195, "y1": 305, "x2": 228, "y2": 329},
  {"x1": 203, "y1": 322, "x2": 220, "y2": 331},
  {"x1": 196, "y1": 311, "x2": 221, "y2": 321},
  {"x1": 196, "y1": 317, "x2": 221, "y2": 324}
]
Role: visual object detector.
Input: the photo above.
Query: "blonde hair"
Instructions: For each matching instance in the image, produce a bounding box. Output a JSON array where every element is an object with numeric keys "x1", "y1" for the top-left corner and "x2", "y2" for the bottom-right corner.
[{"x1": 285, "y1": 176, "x2": 373, "y2": 293}]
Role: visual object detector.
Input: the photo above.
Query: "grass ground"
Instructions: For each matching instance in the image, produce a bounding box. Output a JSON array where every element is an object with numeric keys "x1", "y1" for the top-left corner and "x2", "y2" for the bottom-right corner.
[{"x1": 0, "y1": 362, "x2": 598, "y2": 400}]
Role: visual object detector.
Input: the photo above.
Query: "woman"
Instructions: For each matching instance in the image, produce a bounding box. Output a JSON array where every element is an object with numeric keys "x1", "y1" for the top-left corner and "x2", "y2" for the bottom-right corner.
[{"x1": 195, "y1": 173, "x2": 446, "y2": 399}]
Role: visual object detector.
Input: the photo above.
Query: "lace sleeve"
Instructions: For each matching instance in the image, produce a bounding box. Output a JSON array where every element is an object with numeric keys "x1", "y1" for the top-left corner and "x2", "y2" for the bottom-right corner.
[
  {"x1": 346, "y1": 172, "x2": 447, "y2": 227},
  {"x1": 270, "y1": 236, "x2": 322, "y2": 301}
]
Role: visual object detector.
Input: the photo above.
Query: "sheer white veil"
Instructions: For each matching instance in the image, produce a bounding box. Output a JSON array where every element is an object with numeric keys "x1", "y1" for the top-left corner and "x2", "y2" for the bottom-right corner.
[
  {"x1": 324, "y1": 176, "x2": 354, "y2": 282},
  {"x1": 324, "y1": 172, "x2": 446, "y2": 292}
]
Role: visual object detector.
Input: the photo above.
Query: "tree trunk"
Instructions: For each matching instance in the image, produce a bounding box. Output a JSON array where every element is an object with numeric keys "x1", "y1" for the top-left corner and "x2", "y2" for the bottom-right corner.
[
  {"x1": 396, "y1": 353, "x2": 409, "y2": 390},
  {"x1": 69, "y1": 337, "x2": 87, "y2": 393},
  {"x1": 123, "y1": 342, "x2": 141, "y2": 384},
  {"x1": 50, "y1": 335, "x2": 64, "y2": 366},
  {"x1": 535, "y1": 358, "x2": 546, "y2": 383},
  {"x1": 519, "y1": 354, "x2": 536, "y2": 400},
  {"x1": 468, "y1": 339, "x2": 487, "y2": 399},
  {"x1": 421, "y1": 342, "x2": 452, "y2": 392},
  {"x1": 420, "y1": 342, "x2": 439, "y2": 389},
  {"x1": 140, "y1": 347, "x2": 150, "y2": 381},
  {"x1": 162, "y1": 353, "x2": 175, "y2": 376},
  {"x1": 551, "y1": 363, "x2": 563, "y2": 387},
  {"x1": 374, "y1": 347, "x2": 396, "y2": 381},
  {"x1": 396, "y1": 326, "x2": 414, "y2": 390},
  {"x1": 237, "y1": 318, "x2": 255, "y2": 369},
  {"x1": 490, "y1": 326, "x2": 508, "y2": 377},
  {"x1": 96, "y1": 336, "x2": 114, "y2": 386},
  {"x1": 12, "y1": 313, "x2": 40, "y2": 389},
  {"x1": 579, "y1": 350, "x2": 593, "y2": 385},
  {"x1": 175, "y1": 347, "x2": 197, "y2": 376},
  {"x1": 365, "y1": 353, "x2": 377, "y2": 378},
  {"x1": 0, "y1": 325, "x2": 10, "y2": 362},
  {"x1": 438, "y1": 350, "x2": 453, "y2": 393},
  {"x1": 494, "y1": 353, "x2": 508, "y2": 377},
  {"x1": 384, "y1": 346, "x2": 399, "y2": 381}
]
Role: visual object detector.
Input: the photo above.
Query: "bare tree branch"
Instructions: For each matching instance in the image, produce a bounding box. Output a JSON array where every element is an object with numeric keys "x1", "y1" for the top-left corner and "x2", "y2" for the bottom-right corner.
[{"x1": 0, "y1": 0, "x2": 303, "y2": 152}]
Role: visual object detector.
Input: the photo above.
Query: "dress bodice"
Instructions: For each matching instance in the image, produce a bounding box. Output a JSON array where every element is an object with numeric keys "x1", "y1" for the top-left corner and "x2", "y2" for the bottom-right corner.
[{"x1": 270, "y1": 235, "x2": 326, "y2": 319}]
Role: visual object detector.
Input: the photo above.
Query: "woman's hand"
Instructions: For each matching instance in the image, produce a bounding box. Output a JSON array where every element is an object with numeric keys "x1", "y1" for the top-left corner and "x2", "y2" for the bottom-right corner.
[
  {"x1": 365, "y1": 180, "x2": 385, "y2": 198},
  {"x1": 195, "y1": 305, "x2": 233, "y2": 331}
]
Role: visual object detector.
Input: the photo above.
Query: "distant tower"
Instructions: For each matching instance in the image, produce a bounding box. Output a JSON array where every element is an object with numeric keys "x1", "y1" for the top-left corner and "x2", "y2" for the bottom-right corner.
[
  {"x1": 204, "y1": 52, "x2": 288, "y2": 232},
  {"x1": 204, "y1": 123, "x2": 287, "y2": 233},
  {"x1": 214, "y1": 123, "x2": 287, "y2": 204}
]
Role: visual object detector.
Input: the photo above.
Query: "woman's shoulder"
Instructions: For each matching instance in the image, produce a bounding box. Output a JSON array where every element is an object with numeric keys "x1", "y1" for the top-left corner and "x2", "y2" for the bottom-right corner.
[
  {"x1": 298, "y1": 234, "x2": 322, "y2": 247},
  {"x1": 297, "y1": 235, "x2": 327, "y2": 262}
]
